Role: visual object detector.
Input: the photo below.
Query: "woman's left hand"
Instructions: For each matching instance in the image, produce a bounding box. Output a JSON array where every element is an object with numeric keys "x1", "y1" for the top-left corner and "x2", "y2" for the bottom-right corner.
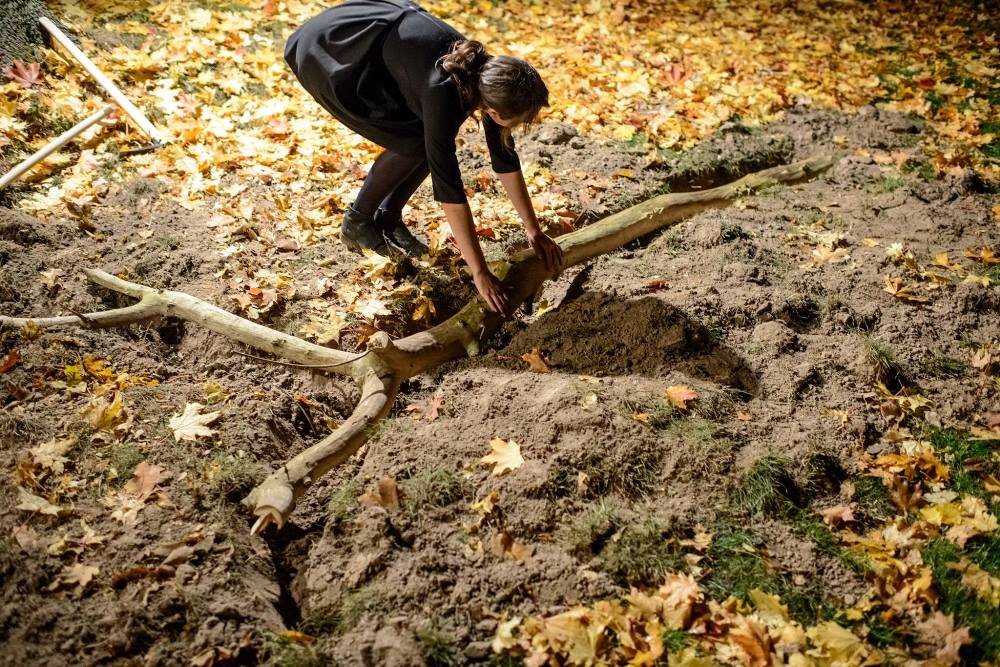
[{"x1": 528, "y1": 231, "x2": 565, "y2": 273}]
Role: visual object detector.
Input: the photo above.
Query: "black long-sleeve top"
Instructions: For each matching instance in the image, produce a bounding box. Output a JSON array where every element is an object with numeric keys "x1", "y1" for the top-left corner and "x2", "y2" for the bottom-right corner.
[{"x1": 284, "y1": 0, "x2": 521, "y2": 204}]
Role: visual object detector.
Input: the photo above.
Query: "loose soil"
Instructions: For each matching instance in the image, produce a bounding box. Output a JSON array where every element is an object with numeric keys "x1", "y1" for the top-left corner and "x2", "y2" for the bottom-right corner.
[{"x1": 2, "y1": 83, "x2": 999, "y2": 667}]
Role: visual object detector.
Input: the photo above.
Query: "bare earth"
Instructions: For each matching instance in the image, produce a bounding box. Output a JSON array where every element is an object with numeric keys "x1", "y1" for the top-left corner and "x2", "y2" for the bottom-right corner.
[{"x1": 2, "y1": 106, "x2": 999, "y2": 665}]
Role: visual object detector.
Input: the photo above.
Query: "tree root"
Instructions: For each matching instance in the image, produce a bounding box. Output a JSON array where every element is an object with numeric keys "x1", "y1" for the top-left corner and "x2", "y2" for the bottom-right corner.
[{"x1": 0, "y1": 154, "x2": 837, "y2": 532}]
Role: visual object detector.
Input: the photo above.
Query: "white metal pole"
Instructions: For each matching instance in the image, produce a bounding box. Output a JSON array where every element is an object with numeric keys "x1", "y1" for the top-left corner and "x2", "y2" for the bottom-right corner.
[
  {"x1": 0, "y1": 103, "x2": 116, "y2": 190},
  {"x1": 39, "y1": 17, "x2": 163, "y2": 144}
]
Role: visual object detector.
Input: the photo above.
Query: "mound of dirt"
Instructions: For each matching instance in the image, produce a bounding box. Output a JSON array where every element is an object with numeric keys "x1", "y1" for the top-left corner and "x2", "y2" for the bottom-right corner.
[
  {"x1": 2, "y1": 102, "x2": 998, "y2": 665},
  {"x1": 0, "y1": 0, "x2": 55, "y2": 68}
]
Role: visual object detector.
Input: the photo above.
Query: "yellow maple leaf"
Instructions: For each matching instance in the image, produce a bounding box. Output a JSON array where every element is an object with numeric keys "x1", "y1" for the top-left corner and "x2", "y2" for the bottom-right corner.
[
  {"x1": 665, "y1": 384, "x2": 698, "y2": 410},
  {"x1": 82, "y1": 393, "x2": 125, "y2": 431},
  {"x1": 948, "y1": 558, "x2": 1000, "y2": 607},
  {"x1": 479, "y1": 438, "x2": 524, "y2": 476},
  {"x1": 806, "y1": 621, "x2": 867, "y2": 664}
]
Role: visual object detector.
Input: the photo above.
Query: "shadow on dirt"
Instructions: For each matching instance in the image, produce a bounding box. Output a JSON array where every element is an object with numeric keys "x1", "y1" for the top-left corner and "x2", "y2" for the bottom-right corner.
[{"x1": 495, "y1": 290, "x2": 759, "y2": 396}]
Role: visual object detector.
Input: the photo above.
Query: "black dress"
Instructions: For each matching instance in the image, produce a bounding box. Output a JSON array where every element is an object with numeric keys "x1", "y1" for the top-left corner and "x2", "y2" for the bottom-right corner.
[{"x1": 284, "y1": 0, "x2": 521, "y2": 204}]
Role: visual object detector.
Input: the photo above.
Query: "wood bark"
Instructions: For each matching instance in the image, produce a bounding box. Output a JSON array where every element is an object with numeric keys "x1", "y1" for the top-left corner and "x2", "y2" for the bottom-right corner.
[{"x1": 0, "y1": 155, "x2": 836, "y2": 533}]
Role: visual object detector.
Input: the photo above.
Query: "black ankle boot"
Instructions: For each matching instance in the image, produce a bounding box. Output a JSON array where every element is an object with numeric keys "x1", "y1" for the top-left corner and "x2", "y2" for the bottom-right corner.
[
  {"x1": 375, "y1": 208, "x2": 430, "y2": 257},
  {"x1": 341, "y1": 205, "x2": 390, "y2": 256}
]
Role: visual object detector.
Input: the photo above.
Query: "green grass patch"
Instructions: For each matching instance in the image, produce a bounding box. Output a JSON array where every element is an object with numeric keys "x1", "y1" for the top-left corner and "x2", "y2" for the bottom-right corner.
[
  {"x1": 417, "y1": 622, "x2": 458, "y2": 667},
  {"x1": 667, "y1": 417, "x2": 736, "y2": 477},
  {"x1": 558, "y1": 499, "x2": 619, "y2": 558},
  {"x1": 860, "y1": 333, "x2": 910, "y2": 388},
  {"x1": 920, "y1": 353, "x2": 967, "y2": 379},
  {"x1": 923, "y1": 539, "x2": 1000, "y2": 661},
  {"x1": 204, "y1": 450, "x2": 263, "y2": 501},
  {"x1": 401, "y1": 466, "x2": 468, "y2": 511},
  {"x1": 328, "y1": 479, "x2": 362, "y2": 524},
  {"x1": 600, "y1": 516, "x2": 687, "y2": 586},
  {"x1": 300, "y1": 588, "x2": 372, "y2": 637},
  {"x1": 852, "y1": 476, "x2": 896, "y2": 528},
  {"x1": 662, "y1": 629, "x2": 693, "y2": 652},
  {"x1": 104, "y1": 441, "x2": 144, "y2": 484},
  {"x1": 730, "y1": 454, "x2": 797, "y2": 516},
  {"x1": 262, "y1": 632, "x2": 326, "y2": 667},
  {"x1": 873, "y1": 173, "x2": 908, "y2": 193},
  {"x1": 929, "y1": 428, "x2": 1000, "y2": 503},
  {"x1": 619, "y1": 394, "x2": 678, "y2": 429},
  {"x1": 705, "y1": 522, "x2": 828, "y2": 624}
]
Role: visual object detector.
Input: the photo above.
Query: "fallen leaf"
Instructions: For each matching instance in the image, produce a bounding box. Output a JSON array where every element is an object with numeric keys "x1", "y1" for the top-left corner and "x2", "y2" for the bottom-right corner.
[
  {"x1": 125, "y1": 462, "x2": 172, "y2": 500},
  {"x1": 970, "y1": 347, "x2": 993, "y2": 372},
  {"x1": 489, "y1": 530, "x2": 533, "y2": 560},
  {"x1": 947, "y1": 558, "x2": 1000, "y2": 607},
  {"x1": 665, "y1": 384, "x2": 698, "y2": 410},
  {"x1": 3, "y1": 60, "x2": 42, "y2": 87},
  {"x1": 406, "y1": 395, "x2": 443, "y2": 421},
  {"x1": 471, "y1": 490, "x2": 499, "y2": 517},
  {"x1": 0, "y1": 349, "x2": 19, "y2": 374},
  {"x1": 913, "y1": 612, "x2": 972, "y2": 665},
  {"x1": 82, "y1": 393, "x2": 126, "y2": 431},
  {"x1": 818, "y1": 503, "x2": 856, "y2": 527},
  {"x1": 644, "y1": 279, "x2": 669, "y2": 291},
  {"x1": 48, "y1": 563, "x2": 99, "y2": 593},
  {"x1": 806, "y1": 621, "x2": 867, "y2": 664},
  {"x1": 29, "y1": 435, "x2": 78, "y2": 474},
  {"x1": 520, "y1": 347, "x2": 551, "y2": 373},
  {"x1": 883, "y1": 275, "x2": 930, "y2": 304},
  {"x1": 359, "y1": 478, "x2": 400, "y2": 511},
  {"x1": 964, "y1": 247, "x2": 999, "y2": 265},
  {"x1": 13, "y1": 524, "x2": 40, "y2": 551},
  {"x1": 39, "y1": 268, "x2": 61, "y2": 289},
  {"x1": 169, "y1": 402, "x2": 221, "y2": 441},
  {"x1": 16, "y1": 487, "x2": 63, "y2": 516},
  {"x1": 480, "y1": 438, "x2": 524, "y2": 476}
]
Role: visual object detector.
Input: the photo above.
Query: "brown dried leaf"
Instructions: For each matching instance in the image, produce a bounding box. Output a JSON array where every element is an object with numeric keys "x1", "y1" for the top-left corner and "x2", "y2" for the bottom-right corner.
[
  {"x1": 520, "y1": 347, "x2": 551, "y2": 373},
  {"x1": 406, "y1": 395, "x2": 443, "y2": 421},
  {"x1": 125, "y1": 461, "x2": 172, "y2": 500},
  {"x1": 16, "y1": 487, "x2": 63, "y2": 516},
  {"x1": 3, "y1": 60, "x2": 42, "y2": 87},
  {"x1": 0, "y1": 349, "x2": 18, "y2": 374},
  {"x1": 29, "y1": 435, "x2": 77, "y2": 474},
  {"x1": 359, "y1": 478, "x2": 400, "y2": 511},
  {"x1": 489, "y1": 530, "x2": 533, "y2": 561},
  {"x1": 48, "y1": 562, "x2": 99, "y2": 593},
  {"x1": 818, "y1": 503, "x2": 856, "y2": 527}
]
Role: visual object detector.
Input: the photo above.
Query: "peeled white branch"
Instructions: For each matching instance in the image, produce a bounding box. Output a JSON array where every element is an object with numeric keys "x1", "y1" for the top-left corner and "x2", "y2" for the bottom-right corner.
[{"x1": 3, "y1": 155, "x2": 836, "y2": 532}]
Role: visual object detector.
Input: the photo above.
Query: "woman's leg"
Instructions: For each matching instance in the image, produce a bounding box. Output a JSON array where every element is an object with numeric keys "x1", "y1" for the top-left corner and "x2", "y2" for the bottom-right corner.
[
  {"x1": 351, "y1": 149, "x2": 425, "y2": 217},
  {"x1": 376, "y1": 159, "x2": 430, "y2": 255},
  {"x1": 378, "y1": 158, "x2": 429, "y2": 216}
]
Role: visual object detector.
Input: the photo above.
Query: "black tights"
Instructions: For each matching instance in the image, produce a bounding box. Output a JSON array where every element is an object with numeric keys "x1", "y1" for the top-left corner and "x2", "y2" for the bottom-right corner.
[{"x1": 351, "y1": 149, "x2": 430, "y2": 219}]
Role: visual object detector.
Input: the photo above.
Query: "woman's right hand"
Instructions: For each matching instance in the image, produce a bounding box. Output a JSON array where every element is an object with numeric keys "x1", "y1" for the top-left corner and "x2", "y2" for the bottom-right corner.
[{"x1": 473, "y1": 269, "x2": 512, "y2": 317}]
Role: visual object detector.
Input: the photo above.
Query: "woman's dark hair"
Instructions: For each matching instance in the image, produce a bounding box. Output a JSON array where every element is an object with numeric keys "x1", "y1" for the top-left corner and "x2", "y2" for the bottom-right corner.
[{"x1": 436, "y1": 39, "x2": 549, "y2": 150}]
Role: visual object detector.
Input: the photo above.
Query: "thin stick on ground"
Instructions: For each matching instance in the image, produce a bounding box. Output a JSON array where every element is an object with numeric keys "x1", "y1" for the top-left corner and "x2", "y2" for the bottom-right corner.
[{"x1": 0, "y1": 154, "x2": 837, "y2": 533}]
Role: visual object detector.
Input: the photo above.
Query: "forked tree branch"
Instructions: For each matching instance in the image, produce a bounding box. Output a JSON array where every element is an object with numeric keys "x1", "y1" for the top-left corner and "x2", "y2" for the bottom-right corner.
[{"x1": 1, "y1": 155, "x2": 837, "y2": 533}]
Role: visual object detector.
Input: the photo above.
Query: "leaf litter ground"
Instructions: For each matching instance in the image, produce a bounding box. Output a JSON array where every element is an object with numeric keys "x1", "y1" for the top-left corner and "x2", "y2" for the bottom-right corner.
[{"x1": 1, "y1": 1, "x2": 1000, "y2": 666}]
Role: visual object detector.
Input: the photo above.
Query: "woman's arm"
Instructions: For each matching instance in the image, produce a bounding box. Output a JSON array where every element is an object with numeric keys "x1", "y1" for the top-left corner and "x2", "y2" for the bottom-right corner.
[
  {"x1": 442, "y1": 201, "x2": 511, "y2": 316},
  {"x1": 496, "y1": 169, "x2": 564, "y2": 273}
]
